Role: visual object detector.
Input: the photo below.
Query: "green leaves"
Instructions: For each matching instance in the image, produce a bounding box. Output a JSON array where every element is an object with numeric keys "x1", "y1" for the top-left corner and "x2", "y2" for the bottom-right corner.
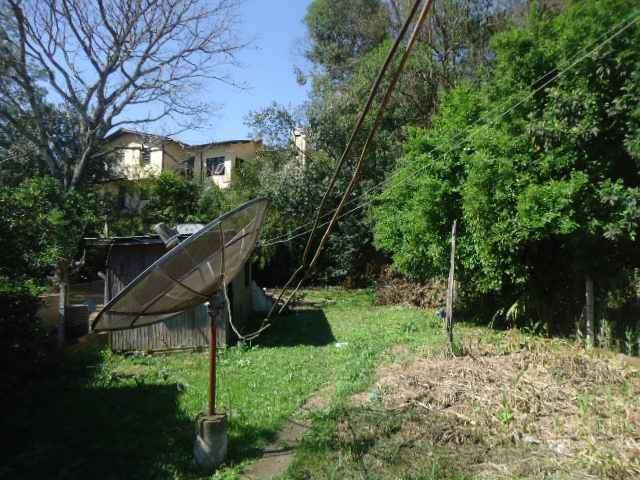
[
  {"x1": 517, "y1": 171, "x2": 589, "y2": 236},
  {"x1": 0, "y1": 175, "x2": 101, "y2": 288},
  {"x1": 373, "y1": 0, "x2": 640, "y2": 326}
]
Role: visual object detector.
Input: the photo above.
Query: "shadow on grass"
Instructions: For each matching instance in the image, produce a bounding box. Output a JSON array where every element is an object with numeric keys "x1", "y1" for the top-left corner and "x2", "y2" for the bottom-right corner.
[
  {"x1": 227, "y1": 422, "x2": 279, "y2": 463},
  {"x1": 1, "y1": 344, "x2": 195, "y2": 480},
  {"x1": 256, "y1": 309, "x2": 336, "y2": 347}
]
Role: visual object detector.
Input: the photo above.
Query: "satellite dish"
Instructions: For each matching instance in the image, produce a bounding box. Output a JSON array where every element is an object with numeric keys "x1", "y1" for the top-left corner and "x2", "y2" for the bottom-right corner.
[{"x1": 92, "y1": 198, "x2": 269, "y2": 332}]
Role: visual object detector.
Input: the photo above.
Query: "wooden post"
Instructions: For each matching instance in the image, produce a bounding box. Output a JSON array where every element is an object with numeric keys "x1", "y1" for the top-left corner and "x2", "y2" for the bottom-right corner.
[
  {"x1": 445, "y1": 220, "x2": 457, "y2": 353},
  {"x1": 208, "y1": 304, "x2": 218, "y2": 416},
  {"x1": 56, "y1": 263, "x2": 69, "y2": 347},
  {"x1": 585, "y1": 274, "x2": 595, "y2": 349}
]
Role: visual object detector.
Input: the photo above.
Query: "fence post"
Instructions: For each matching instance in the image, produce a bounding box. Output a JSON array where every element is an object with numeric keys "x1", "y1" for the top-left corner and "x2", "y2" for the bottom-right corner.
[
  {"x1": 585, "y1": 274, "x2": 595, "y2": 349},
  {"x1": 445, "y1": 220, "x2": 457, "y2": 354}
]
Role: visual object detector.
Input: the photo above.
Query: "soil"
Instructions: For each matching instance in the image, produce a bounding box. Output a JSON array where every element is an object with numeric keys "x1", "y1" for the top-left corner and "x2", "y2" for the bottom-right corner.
[{"x1": 241, "y1": 385, "x2": 334, "y2": 480}]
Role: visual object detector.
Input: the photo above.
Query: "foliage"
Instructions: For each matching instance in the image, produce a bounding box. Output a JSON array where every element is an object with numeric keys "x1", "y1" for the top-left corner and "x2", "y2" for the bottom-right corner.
[
  {"x1": 0, "y1": 277, "x2": 47, "y2": 396},
  {"x1": 244, "y1": 102, "x2": 304, "y2": 149},
  {"x1": 295, "y1": 0, "x2": 534, "y2": 285},
  {"x1": 0, "y1": 176, "x2": 101, "y2": 281},
  {"x1": 104, "y1": 171, "x2": 216, "y2": 236},
  {"x1": 374, "y1": 0, "x2": 640, "y2": 330},
  {"x1": 304, "y1": 0, "x2": 390, "y2": 81},
  {"x1": 144, "y1": 172, "x2": 201, "y2": 226}
]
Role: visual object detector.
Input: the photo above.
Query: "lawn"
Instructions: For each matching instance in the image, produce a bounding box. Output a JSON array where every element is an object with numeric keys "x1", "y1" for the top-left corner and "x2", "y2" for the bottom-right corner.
[
  {"x1": 1, "y1": 288, "x2": 443, "y2": 480},
  {"x1": 5, "y1": 288, "x2": 638, "y2": 480}
]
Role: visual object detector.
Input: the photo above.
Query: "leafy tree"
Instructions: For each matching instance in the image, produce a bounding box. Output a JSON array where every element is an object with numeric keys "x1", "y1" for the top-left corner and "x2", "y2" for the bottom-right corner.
[
  {"x1": 0, "y1": 0, "x2": 246, "y2": 343},
  {"x1": 304, "y1": 0, "x2": 390, "y2": 81},
  {"x1": 245, "y1": 102, "x2": 305, "y2": 149},
  {"x1": 298, "y1": 0, "x2": 538, "y2": 284},
  {"x1": 374, "y1": 0, "x2": 640, "y2": 332},
  {"x1": 104, "y1": 172, "x2": 211, "y2": 236},
  {"x1": 0, "y1": 176, "x2": 101, "y2": 284}
]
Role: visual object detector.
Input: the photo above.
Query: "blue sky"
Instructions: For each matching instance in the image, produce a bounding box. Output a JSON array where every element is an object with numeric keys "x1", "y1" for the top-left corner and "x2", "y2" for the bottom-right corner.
[{"x1": 175, "y1": 0, "x2": 313, "y2": 144}]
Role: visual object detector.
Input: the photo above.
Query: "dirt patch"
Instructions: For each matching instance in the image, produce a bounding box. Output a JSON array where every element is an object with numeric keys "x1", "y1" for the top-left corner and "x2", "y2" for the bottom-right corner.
[
  {"x1": 241, "y1": 385, "x2": 335, "y2": 480},
  {"x1": 351, "y1": 334, "x2": 640, "y2": 479}
]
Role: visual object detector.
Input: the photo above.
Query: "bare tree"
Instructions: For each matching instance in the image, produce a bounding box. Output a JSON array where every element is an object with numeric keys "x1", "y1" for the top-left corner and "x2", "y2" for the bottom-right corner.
[{"x1": 0, "y1": 0, "x2": 246, "y2": 344}]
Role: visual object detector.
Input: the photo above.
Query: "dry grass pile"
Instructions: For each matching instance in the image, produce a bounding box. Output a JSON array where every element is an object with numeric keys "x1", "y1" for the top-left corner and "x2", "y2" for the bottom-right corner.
[
  {"x1": 351, "y1": 331, "x2": 640, "y2": 479},
  {"x1": 374, "y1": 268, "x2": 447, "y2": 309}
]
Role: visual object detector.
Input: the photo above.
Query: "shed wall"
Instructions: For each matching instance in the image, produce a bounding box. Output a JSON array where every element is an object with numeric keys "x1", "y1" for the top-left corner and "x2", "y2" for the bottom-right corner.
[{"x1": 105, "y1": 243, "x2": 251, "y2": 352}]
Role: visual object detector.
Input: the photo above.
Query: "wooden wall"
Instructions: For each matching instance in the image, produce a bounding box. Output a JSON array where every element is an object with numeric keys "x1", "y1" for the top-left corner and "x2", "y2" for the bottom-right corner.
[
  {"x1": 110, "y1": 305, "x2": 215, "y2": 352},
  {"x1": 106, "y1": 243, "x2": 250, "y2": 352}
]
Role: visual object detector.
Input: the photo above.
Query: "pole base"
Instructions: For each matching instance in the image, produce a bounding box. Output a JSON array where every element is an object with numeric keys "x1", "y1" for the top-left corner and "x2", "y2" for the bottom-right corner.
[{"x1": 193, "y1": 413, "x2": 228, "y2": 471}]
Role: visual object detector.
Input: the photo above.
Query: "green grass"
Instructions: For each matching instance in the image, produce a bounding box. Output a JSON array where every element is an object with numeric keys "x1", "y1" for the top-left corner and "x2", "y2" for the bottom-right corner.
[{"x1": 2, "y1": 288, "x2": 445, "y2": 480}]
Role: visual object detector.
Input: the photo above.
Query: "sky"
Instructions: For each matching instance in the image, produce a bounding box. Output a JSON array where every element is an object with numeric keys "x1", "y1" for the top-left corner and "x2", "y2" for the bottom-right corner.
[{"x1": 173, "y1": 0, "x2": 314, "y2": 145}]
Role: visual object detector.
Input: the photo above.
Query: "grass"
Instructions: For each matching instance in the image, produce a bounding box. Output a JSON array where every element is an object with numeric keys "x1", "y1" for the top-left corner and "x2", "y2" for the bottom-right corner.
[
  {"x1": 5, "y1": 288, "x2": 637, "y2": 480},
  {"x1": 1, "y1": 288, "x2": 444, "y2": 480}
]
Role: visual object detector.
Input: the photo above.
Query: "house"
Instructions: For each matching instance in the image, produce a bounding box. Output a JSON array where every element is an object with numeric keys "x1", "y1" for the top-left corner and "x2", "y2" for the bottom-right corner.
[
  {"x1": 104, "y1": 128, "x2": 262, "y2": 189},
  {"x1": 85, "y1": 227, "x2": 255, "y2": 352}
]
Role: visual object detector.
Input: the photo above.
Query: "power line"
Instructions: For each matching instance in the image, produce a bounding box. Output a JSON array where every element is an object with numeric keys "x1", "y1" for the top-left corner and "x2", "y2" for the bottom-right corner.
[{"x1": 273, "y1": 0, "x2": 438, "y2": 314}]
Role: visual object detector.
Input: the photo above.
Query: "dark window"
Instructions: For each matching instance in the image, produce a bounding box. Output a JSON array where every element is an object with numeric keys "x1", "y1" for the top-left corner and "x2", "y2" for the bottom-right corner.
[
  {"x1": 206, "y1": 156, "x2": 225, "y2": 176},
  {"x1": 184, "y1": 156, "x2": 195, "y2": 179},
  {"x1": 141, "y1": 146, "x2": 151, "y2": 166}
]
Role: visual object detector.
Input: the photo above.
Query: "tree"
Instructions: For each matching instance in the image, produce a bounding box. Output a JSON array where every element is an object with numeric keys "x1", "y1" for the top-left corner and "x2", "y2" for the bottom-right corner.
[
  {"x1": 299, "y1": 0, "x2": 540, "y2": 284},
  {"x1": 304, "y1": 0, "x2": 390, "y2": 81},
  {"x1": 0, "y1": 176, "x2": 100, "y2": 284},
  {"x1": 0, "y1": 0, "x2": 246, "y2": 344},
  {"x1": 245, "y1": 102, "x2": 304, "y2": 149},
  {"x1": 374, "y1": 0, "x2": 640, "y2": 333}
]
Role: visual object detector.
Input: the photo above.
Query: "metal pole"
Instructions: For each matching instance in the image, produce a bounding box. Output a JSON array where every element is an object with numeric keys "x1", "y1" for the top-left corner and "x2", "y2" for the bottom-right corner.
[{"x1": 208, "y1": 305, "x2": 217, "y2": 416}]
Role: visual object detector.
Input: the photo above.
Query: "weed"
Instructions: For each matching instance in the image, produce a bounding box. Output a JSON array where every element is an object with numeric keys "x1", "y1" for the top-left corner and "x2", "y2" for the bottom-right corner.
[{"x1": 497, "y1": 402, "x2": 514, "y2": 425}]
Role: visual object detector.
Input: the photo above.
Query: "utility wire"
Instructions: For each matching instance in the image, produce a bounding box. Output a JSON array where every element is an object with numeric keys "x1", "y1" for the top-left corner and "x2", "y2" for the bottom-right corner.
[
  {"x1": 260, "y1": 0, "x2": 433, "y2": 324},
  {"x1": 250, "y1": 6, "x2": 640, "y2": 332},
  {"x1": 275, "y1": 0, "x2": 437, "y2": 314}
]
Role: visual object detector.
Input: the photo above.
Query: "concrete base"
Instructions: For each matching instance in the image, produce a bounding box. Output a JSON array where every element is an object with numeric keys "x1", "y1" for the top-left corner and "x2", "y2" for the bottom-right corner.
[{"x1": 193, "y1": 413, "x2": 228, "y2": 471}]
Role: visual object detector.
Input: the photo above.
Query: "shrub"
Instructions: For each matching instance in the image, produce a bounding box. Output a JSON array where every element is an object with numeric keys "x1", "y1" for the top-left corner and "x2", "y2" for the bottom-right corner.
[
  {"x1": 373, "y1": 0, "x2": 640, "y2": 332},
  {"x1": 0, "y1": 278, "x2": 47, "y2": 393}
]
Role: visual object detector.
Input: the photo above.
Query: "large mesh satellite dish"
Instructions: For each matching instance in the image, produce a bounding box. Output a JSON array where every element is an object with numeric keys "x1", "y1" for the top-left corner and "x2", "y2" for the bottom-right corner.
[{"x1": 92, "y1": 198, "x2": 269, "y2": 332}]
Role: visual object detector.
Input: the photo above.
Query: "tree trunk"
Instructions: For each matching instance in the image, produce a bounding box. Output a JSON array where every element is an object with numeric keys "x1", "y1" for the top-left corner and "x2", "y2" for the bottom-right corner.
[
  {"x1": 56, "y1": 263, "x2": 69, "y2": 347},
  {"x1": 585, "y1": 274, "x2": 594, "y2": 349}
]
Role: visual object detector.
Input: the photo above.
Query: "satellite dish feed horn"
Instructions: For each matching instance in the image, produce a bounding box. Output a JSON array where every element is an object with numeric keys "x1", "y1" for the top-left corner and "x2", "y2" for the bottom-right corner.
[{"x1": 153, "y1": 222, "x2": 180, "y2": 249}]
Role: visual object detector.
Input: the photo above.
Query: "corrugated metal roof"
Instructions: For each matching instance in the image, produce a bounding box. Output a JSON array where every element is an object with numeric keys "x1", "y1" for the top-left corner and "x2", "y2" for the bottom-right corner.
[{"x1": 84, "y1": 234, "x2": 192, "y2": 247}]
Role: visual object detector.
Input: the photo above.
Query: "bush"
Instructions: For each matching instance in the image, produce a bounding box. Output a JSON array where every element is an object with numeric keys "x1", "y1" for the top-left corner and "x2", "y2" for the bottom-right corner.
[
  {"x1": 0, "y1": 279, "x2": 47, "y2": 393},
  {"x1": 373, "y1": 0, "x2": 640, "y2": 333}
]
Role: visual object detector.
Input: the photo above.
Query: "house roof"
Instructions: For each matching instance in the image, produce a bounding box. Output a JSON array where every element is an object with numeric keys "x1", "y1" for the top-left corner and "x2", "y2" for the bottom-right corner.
[
  {"x1": 103, "y1": 128, "x2": 259, "y2": 150},
  {"x1": 186, "y1": 139, "x2": 260, "y2": 150},
  {"x1": 102, "y1": 128, "x2": 187, "y2": 146}
]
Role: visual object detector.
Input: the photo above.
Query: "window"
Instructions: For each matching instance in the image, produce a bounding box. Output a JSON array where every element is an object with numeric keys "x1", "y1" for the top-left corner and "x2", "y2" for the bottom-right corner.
[
  {"x1": 141, "y1": 146, "x2": 151, "y2": 166},
  {"x1": 184, "y1": 156, "x2": 195, "y2": 180},
  {"x1": 206, "y1": 156, "x2": 225, "y2": 176}
]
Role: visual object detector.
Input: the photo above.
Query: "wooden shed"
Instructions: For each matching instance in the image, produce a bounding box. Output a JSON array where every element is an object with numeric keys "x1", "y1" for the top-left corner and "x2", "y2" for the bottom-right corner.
[{"x1": 86, "y1": 232, "x2": 253, "y2": 352}]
